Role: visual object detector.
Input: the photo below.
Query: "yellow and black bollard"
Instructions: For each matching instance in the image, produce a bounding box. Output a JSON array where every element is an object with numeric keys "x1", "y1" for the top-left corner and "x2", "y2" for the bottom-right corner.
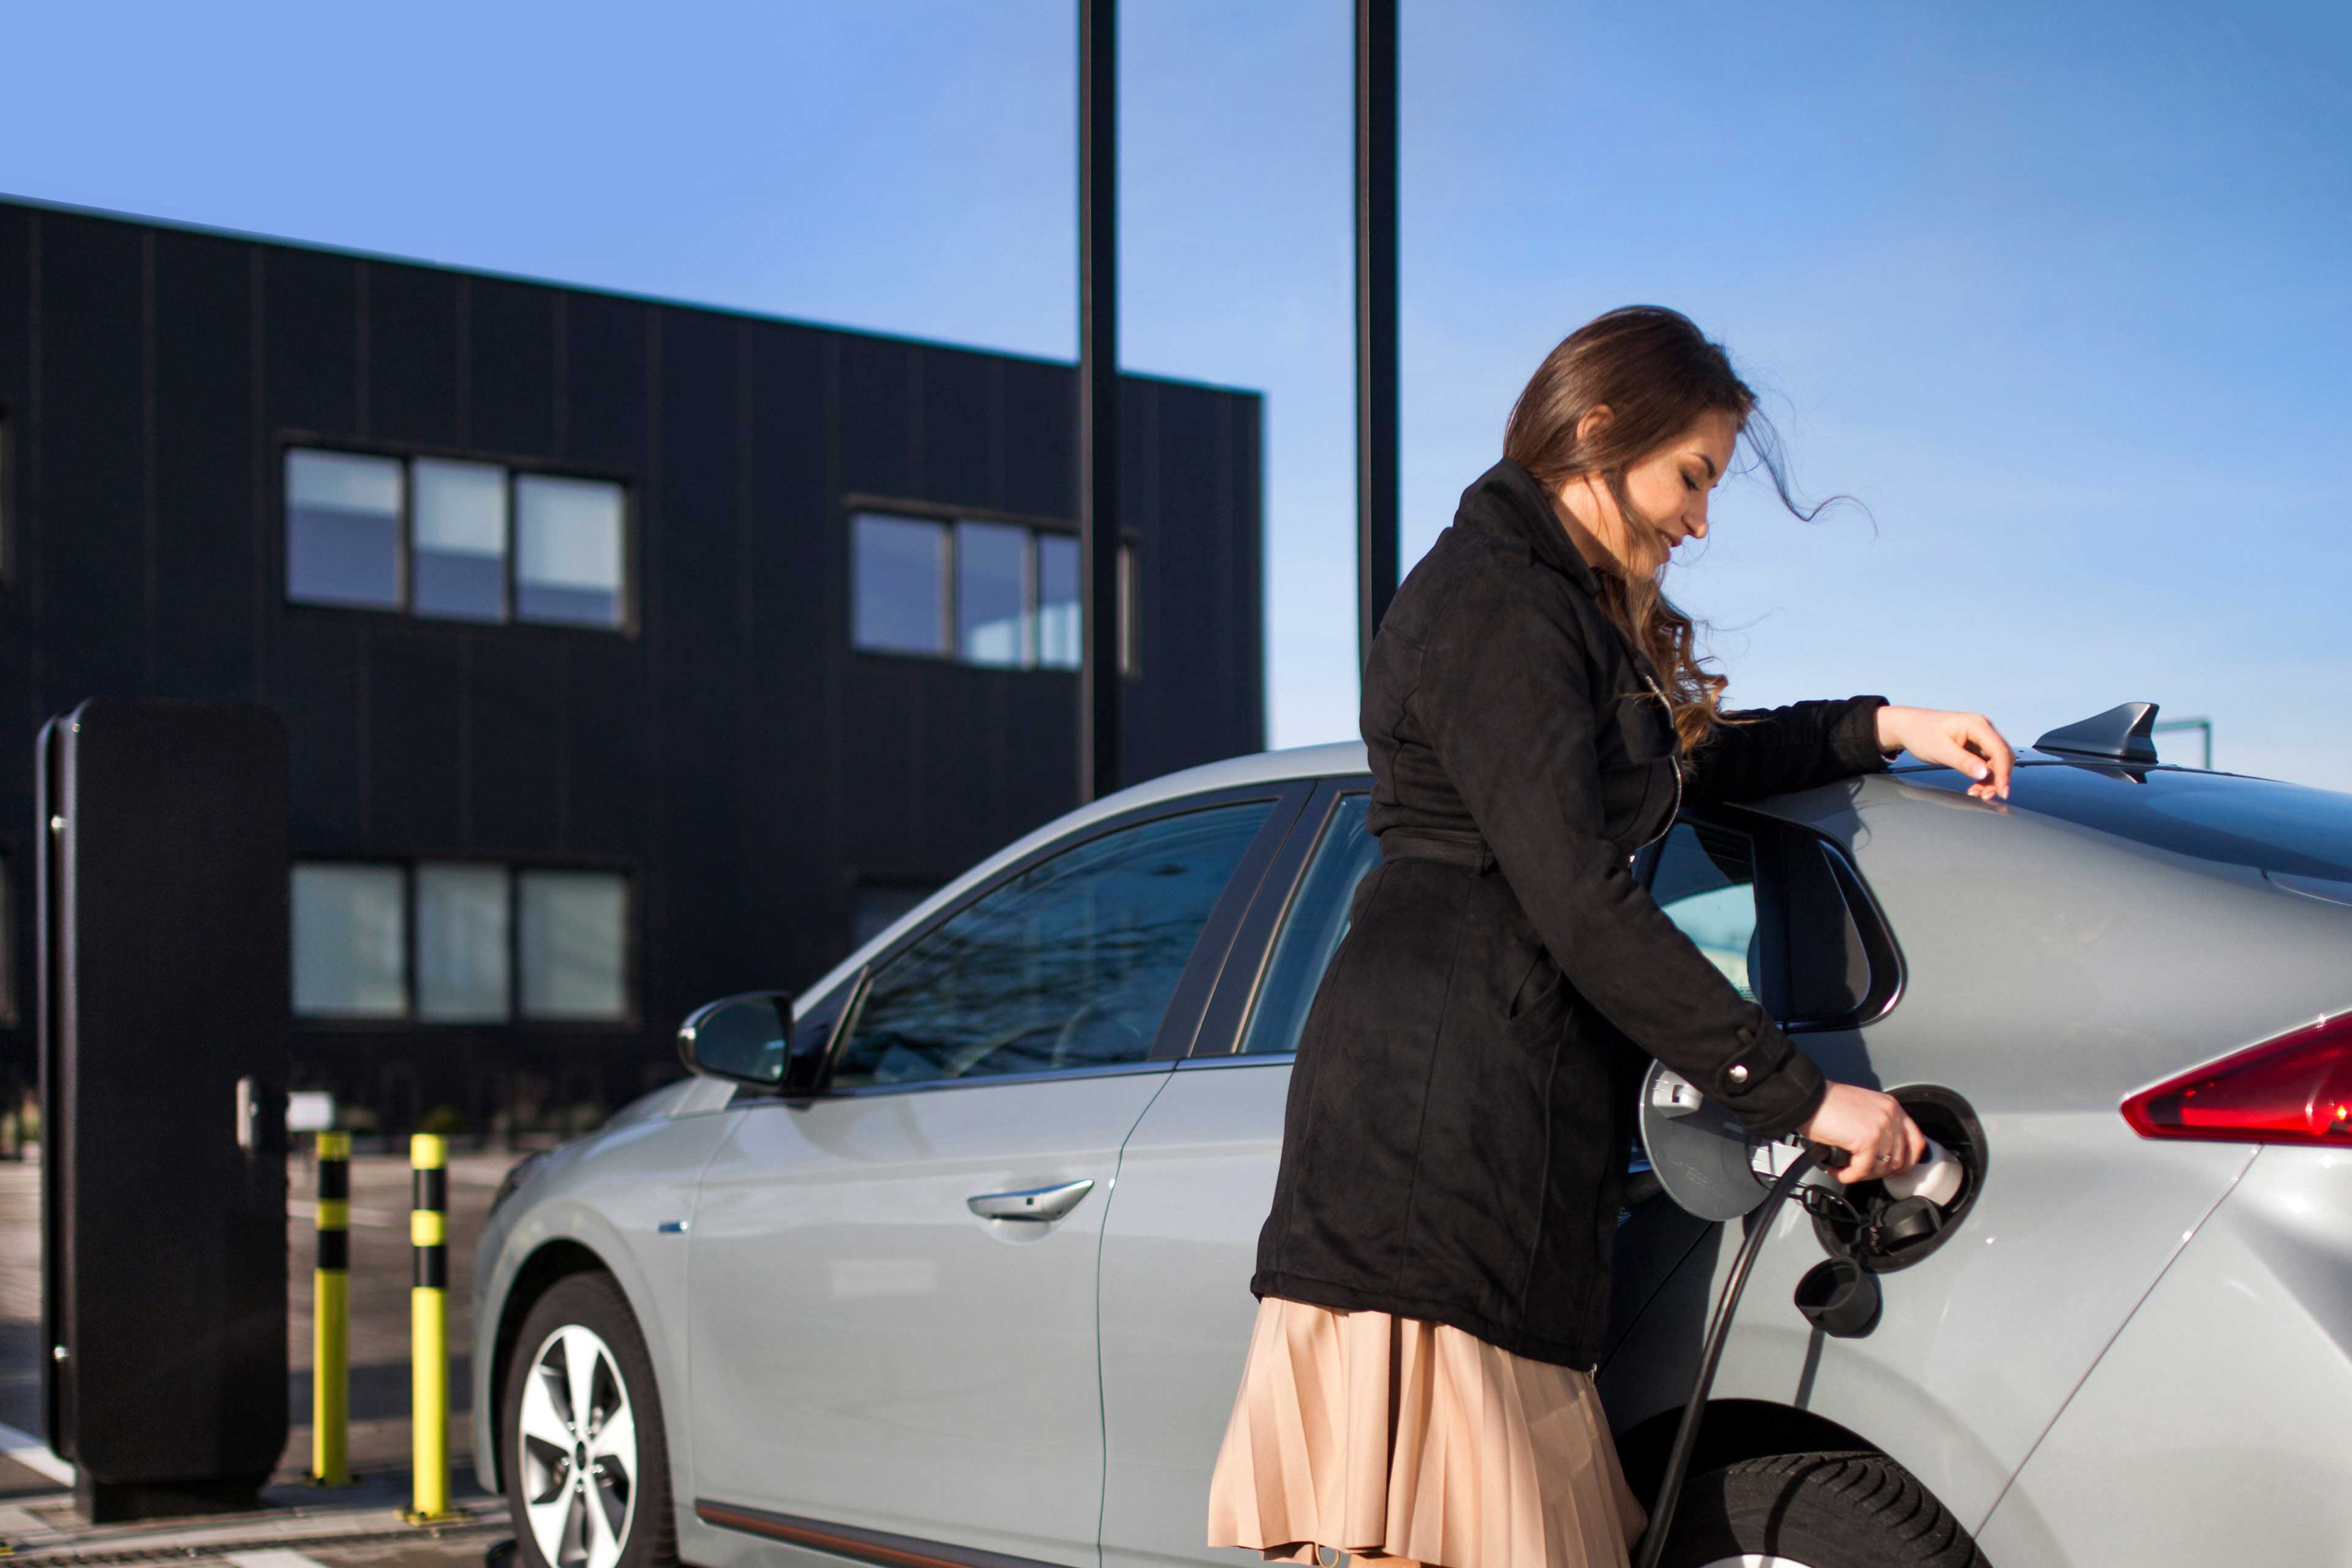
[
  {"x1": 311, "y1": 1131, "x2": 352, "y2": 1485},
  {"x1": 407, "y1": 1133, "x2": 454, "y2": 1522}
]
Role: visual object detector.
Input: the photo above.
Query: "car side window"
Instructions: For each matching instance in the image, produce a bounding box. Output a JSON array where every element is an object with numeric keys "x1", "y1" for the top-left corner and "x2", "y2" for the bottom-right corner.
[
  {"x1": 1649, "y1": 821, "x2": 1762, "y2": 1003},
  {"x1": 831, "y1": 801, "x2": 1274, "y2": 1089},
  {"x1": 1237, "y1": 794, "x2": 1378, "y2": 1056}
]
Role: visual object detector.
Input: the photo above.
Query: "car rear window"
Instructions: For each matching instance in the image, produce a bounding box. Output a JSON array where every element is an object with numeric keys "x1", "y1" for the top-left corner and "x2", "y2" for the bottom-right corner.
[{"x1": 1924, "y1": 764, "x2": 2352, "y2": 883}]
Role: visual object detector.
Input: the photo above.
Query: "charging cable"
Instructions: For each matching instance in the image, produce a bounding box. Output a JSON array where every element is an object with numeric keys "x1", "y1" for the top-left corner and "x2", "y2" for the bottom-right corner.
[{"x1": 1631, "y1": 1143, "x2": 1846, "y2": 1568}]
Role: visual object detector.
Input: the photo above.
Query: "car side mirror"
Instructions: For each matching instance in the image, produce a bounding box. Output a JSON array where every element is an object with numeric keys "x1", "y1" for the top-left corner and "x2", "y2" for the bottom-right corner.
[{"x1": 677, "y1": 992, "x2": 807, "y2": 1090}]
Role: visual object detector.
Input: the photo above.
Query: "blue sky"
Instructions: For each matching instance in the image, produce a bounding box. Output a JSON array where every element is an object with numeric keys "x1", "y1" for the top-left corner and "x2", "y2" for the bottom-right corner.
[{"x1": 10, "y1": 2, "x2": 2350, "y2": 783}]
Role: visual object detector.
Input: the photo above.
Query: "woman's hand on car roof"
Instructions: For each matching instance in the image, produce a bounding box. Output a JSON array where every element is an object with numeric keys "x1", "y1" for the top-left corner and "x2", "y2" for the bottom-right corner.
[{"x1": 1876, "y1": 705, "x2": 2015, "y2": 801}]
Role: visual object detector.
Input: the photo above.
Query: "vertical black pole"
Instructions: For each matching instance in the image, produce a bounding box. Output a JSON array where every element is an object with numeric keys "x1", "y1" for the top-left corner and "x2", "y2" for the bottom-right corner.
[
  {"x1": 1078, "y1": 0, "x2": 1121, "y2": 801},
  {"x1": 1356, "y1": 0, "x2": 1400, "y2": 666}
]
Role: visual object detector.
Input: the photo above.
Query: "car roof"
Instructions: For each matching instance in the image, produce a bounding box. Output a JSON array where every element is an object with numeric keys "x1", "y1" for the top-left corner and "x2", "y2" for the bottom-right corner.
[{"x1": 794, "y1": 742, "x2": 2319, "y2": 1018}]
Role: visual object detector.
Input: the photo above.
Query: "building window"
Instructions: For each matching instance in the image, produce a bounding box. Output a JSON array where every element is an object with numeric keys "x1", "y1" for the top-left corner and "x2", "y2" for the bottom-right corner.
[
  {"x1": 519, "y1": 870, "x2": 630, "y2": 1020},
  {"x1": 1036, "y1": 533, "x2": 1080, "y2": 666},
  {"x1": 285, "y1": 447, "x2": 628, "y2": 630},
  {"x1": 852, "y1": 513, "x2": 951, "y2": 656},
  {"x1": 516, "y1": 475, "x2": 627, "y2": 628},
  {"x1": 291, "y1": 863, "x2": 409, "y2": 1017},
  {"x1": 292, "y1": 860, "x2": 631, "y2": 1023},
  {"x1": 412, "y1": 459, "x2": 508, "y2": 622},
  {"x1": 853, "y1": 510, "x2": 1136, "y2": 674},
  {"x1": 956, "y1": 521, "x2": 1031, "y2": 666},
  {"x1": 287, "y1": 450, "x2": 404, "y2": 610},
  {"x1": 415, "y1": 862, "x2": 511, "y2": 1020}
]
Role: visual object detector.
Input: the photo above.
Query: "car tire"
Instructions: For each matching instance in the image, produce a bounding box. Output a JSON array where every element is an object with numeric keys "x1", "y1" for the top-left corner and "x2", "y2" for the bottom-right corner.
[
  {"x1": 502, "y1": 1272, "x2": 678, "y2": 1568},
  {"x1": 1654, "y1": 1451, "x2": 1989, "y2": 1568}
]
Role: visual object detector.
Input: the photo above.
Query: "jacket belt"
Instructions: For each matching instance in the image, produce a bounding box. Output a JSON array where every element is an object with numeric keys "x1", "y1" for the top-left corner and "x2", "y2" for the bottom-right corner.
[{"x1": 1379, "y1": 828, "x2": 1499, "y2": 875}]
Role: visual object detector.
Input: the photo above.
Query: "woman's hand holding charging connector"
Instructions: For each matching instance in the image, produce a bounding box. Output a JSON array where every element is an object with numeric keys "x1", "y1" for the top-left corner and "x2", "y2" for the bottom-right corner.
[{"x1": 1803, "y1": 1082, "x2": 1927, "y2": 1185}]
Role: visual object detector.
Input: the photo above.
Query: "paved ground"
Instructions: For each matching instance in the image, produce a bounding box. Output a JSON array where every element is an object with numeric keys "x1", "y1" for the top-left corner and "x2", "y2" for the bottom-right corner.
[{"x1": 0, "y1": 1152, "x2": 524, "y2": 1568}]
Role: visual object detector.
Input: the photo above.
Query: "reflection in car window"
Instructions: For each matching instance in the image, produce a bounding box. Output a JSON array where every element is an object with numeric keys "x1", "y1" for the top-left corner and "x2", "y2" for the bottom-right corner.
[
  {"x1": 832, "y1": 801, "x2": 1272, "y2": 1089},
  {"x1": 1238, "y1": 795, "x2": 1378, "y2": 1055},
  {"x1": 1650, "y1": 823, "x2": 1759, "y2": 1000}
]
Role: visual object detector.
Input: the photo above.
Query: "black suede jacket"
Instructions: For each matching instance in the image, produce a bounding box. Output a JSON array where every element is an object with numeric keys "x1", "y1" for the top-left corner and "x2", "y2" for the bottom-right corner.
[{"x1": 1250, "y1": 458, "x2": 1893, "y2": 1368}]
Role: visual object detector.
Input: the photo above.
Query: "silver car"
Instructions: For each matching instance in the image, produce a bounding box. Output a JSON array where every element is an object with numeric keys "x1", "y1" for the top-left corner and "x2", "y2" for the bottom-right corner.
[{"x1": 473, "y1": 712, "x2": 2352, "y2": 1568}]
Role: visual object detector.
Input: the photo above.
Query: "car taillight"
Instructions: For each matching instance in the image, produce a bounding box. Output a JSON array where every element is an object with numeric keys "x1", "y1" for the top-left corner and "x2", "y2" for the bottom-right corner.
[{"x1": 2122, "y1": 1012, "x2": 2352, "y2": 1145}]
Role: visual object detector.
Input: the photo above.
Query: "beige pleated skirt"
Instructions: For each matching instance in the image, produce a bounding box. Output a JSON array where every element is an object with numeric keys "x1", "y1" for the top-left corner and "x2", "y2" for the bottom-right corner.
[{"x1": 1206, "y1": 1297, "x2": 1645, "y2": 1568}]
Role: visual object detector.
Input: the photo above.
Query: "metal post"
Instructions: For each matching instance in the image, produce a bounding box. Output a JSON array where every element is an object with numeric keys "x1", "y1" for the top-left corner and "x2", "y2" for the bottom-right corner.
[
  {"x1": 1077, "y1": 0, "x2": 1121, "y2": 801},
  {"x1": 407, "y1": 1133, "x2": 451, "y2": 1521},
  {"x1": 311, "y1": 1131, "x2": 352, "y2": 1487},
  {"x1": 1356, "y1": 0, "x2": 1400, "y2": 665},
  {"x1": 2152, "y1": 716, "x2": 2214, "y2": 770}
]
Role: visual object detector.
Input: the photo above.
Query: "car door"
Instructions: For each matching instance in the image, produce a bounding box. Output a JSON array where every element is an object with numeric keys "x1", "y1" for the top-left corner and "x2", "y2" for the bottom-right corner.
[
  {"x1": 687, "y1": 785, "x2": 1301, "y2": 1568},
  {"x1": 1096, "y1": 780, "x2": 1378, "y2": 1568}
]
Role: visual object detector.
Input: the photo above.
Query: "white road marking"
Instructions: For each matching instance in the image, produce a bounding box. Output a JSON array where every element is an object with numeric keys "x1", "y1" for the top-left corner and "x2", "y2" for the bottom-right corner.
[{"x1": 225, "y1": 1551, "x2": 336, "y2": 1568}]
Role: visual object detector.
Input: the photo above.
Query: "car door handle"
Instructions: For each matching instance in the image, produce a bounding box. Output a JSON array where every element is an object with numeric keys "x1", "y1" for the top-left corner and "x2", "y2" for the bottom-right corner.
[{"x1": 966, "y1": 1178, "x2": 1095, "y2": 1223}]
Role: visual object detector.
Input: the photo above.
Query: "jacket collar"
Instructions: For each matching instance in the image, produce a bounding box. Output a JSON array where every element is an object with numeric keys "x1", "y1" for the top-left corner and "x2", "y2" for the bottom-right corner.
[
  {"x1": 1456, "y1": 458, "x2": 1676, "y2": 687},
  {"x1": 1453, "y1": 458, "x2": 1600, "y2": 596}
]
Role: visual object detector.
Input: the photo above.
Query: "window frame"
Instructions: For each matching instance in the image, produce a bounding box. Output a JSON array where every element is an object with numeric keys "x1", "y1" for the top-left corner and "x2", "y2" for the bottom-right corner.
[
  {"x1": 279, "y1": 434, "x2": 637, "y2": 635},
  {"x1": 1187, "y1": 775, "x2": 1375, "y2": 1061},
  {"x1": 843, "y1": 493, "x2": 1140, "y2": 678},
  {"x1": 794, "y1": 780, "x2": 1313, "y2": 1099},
  {"x1": 289, "y1": 853, "x2": 639, "y2": 1031}
]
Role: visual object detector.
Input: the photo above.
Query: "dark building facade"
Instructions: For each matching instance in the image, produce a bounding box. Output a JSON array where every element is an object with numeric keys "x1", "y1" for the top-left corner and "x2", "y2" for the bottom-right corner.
[{"x1": 0, "y1": 197, "x2": 1264, "y2": 1136}]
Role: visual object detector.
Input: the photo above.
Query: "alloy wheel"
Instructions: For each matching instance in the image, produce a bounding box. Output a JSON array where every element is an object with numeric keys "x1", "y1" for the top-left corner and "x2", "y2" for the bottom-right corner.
[{"x1": 516, "y1": 1324, "x2": 639, "y2": 1568}]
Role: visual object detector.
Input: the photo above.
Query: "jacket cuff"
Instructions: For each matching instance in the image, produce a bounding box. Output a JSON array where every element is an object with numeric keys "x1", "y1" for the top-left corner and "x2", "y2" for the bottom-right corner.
[
  {"x1": 1830, "y1": 695, "x2": 1895, "y2": 775},
  {"x1": 1711, "y1": 1017, "x2": 1829, "y2": 1138}
]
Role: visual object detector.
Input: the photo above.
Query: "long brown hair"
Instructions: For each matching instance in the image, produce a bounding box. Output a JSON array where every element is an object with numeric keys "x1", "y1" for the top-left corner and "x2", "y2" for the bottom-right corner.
[{"x1": 1502, "y1": 306, "x2": 1827, "y2": 750}]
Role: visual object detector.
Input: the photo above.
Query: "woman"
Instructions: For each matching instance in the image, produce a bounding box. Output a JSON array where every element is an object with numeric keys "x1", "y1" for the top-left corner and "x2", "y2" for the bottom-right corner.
[{"x1": 1205, "y1": 307, "x2": 2013, "y2": 1568}]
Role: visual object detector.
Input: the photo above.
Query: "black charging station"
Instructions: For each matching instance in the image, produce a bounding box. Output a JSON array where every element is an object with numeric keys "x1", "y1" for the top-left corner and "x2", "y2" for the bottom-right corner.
[{"x1": 37, "y1": 699, "x2": 291, "y2": 1522}]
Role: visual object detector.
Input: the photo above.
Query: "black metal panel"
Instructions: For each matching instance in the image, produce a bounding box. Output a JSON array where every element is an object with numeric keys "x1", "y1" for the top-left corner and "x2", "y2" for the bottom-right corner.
[
  {"x1": 0, "y1": 202, "x2": 27, "y2": 409},
  {"x1": 839, "y1": 336, "x2": 916, "y2": 499},
  {"x1": 40, "y1": 699, "x2": 287, "y2": 1517},
  {"x1": 1230, "y1": 393, "x2": 1268, "y2": 752},
  {"x1": 151, "y1": 229, "x2": 257, "y2": 701},
  {"x1": 263, "y1": 247, "x2": 357, "y2": 437},
  {"x1": 562, "y1": 292, "x2": 649, "y2": 469},
  {"x1": 469, "y1": 277, "x2": 557, "y2": 456},
  {"x1": 1003, "y1": 672, "x2": 1082, "y2": 839},
  {"x1": 651, "y1": 306, "x2": 742, "y2": 1009},
  {"x1": 364, "y1": 628, "x2": 465, "y2": 847},
  {"x1": 1000, "y1": 358, "x2": 1074, "y2": 519},
  {"x1": 841, "y1": 655, "x2": 929, "y2": 875},
  {"x1": 918, "y1": 347, "x2": 995, "y2": 505},
  {"x1": 467, "y1": 636, "x2": 560, "y2": 857},
  {"x1": 561, "y1": 635, "x2": 648, "y2": 856},
  {"x1": 364, "y1": 262, "x2": 460, "y2": 449},
  {"x1": 276, "y1": 617, "x2": 365, "y2": 848},
  {"x1": 36, "y1": 215, "x2": 145, "y2": 706},
  {"x1": 744, "y1": 321, "x2": 835, "y2": 989}
]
